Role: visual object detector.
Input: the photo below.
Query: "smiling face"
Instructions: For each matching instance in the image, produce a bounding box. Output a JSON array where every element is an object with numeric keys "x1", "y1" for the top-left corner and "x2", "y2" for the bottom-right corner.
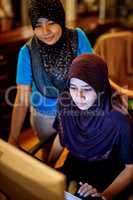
[
  {"x1": 34, "y1": 18, "x2": 62, "y2": 45},
  {"x1": 69, "y1": 78, "x2": 97, "y2": 110}
]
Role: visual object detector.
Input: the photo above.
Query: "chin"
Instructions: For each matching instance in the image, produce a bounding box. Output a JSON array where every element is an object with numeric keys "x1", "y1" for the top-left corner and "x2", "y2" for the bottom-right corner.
[
  {"x1": 77, "y1": 105, "x2": 88, "y2": 110},
  {"x1": 43, "y1": 38, "x2": 58, "y2": 45},
  {"x1": 43, "y1": 41, "x2": 55, "y2": 45}
]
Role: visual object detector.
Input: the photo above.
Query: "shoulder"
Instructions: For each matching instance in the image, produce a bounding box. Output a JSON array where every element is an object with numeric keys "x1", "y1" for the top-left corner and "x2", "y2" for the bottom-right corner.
[
  {"x1": 19, "y1": 44, "x2": 30, "y2": 58},
  {"x1": 107, "y1": 111, "x2": 133, "y2": 159},
  {"x1": 17, "y1": 44, "x2": 31, "y2": 72},
  {"x1": 74, "y1": 27, "x2": 87, "y2": 38},
  {"x1": 109, "y1": 111, "x2": 132, "y2": 134},
  {"x1": 73, "y1": 27, "x2": 93, "y2": 53},
  {"x1": 20, "y1": 36, "x2": 36, "y2": 53},
  {"x1": 67, "y1": 27, "x2": 85, "y2": 39},
  {"x1": 109, "y1": 111, "x2": 133, "y2": 164}
]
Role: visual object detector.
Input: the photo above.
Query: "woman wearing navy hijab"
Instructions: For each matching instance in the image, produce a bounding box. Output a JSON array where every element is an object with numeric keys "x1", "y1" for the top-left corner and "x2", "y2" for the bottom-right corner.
[{"x1": 49, "y1": 54, "x2": 133, "y2": 200}]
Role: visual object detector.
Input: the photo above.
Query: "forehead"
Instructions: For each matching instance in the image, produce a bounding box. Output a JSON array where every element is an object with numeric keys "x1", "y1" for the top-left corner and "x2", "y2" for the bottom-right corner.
[
  {"x1": 37, "y1": 18, "x2": 52, "y2": 24},
  {"x1": 70, "y1": 78, "x2": 89, "y2": 87}
]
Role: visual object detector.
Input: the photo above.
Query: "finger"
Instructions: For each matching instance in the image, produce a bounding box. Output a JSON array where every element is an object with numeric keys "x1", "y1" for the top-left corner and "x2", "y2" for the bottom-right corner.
[
  {"x1": 79, "y1": 182, "x2": 83, "y2": 186},
  {"x1": 82, "y1": 187, "x2": 97, "y2": 197},
  {"x1": 83, "y1": 191, "x2": 91, "y2": 197},
  {"x1": 84, "y1": 192, "x2": 99, "y2": 198},
  {"x1": 79, "y1": 183, "x2": 92, "y2": 192},
  {"x1": 78, "y1": 183, "x2": 87, "y2": 193},
  {"x1": 77, "y1": 182, "x2": 83, "y2": 194},
  {"x1": 80, "y1": 187, "x2": 90, "y2": 196},
  {"x1": 78, "y1": 184, "x2": 93, "y2": 196},
  {"x1": 91, "y1": 191, "x2": 101, "y2": 197},
  {"x1": 89, "y1": 188, "x2": 98, "y2": 196}
]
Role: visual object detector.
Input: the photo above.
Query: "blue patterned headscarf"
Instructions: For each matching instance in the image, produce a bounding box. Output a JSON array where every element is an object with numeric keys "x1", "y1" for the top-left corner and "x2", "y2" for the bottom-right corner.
[
  {"x1": 29, "y1": 0, "x2": 65, "y2": 29},
  {"x1": 28, "y1": 0, "x2": 78, "y2": 97}
]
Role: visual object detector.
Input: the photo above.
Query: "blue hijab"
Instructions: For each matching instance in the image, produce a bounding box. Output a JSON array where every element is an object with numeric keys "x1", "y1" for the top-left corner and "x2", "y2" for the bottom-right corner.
[{"x1": 57, "y1": 54, "x2": 125, "y2": 161}]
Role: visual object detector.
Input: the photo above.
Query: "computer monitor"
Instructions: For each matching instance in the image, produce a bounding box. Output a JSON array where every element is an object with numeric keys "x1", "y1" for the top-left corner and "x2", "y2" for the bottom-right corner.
[{"x1": 0, "y1": 139, "x2": 66, "y2": 200}]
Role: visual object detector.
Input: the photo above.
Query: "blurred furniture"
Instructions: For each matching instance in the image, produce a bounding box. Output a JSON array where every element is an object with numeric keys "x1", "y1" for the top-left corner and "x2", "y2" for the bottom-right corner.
[
  {"x1": 0, "y1": 0, "x2": 13, "y2": 32},
  {"x1": 0, "y1": 26, "x2": 33, "y2": 140},
  {"x1": 67, "y1": 16, "x2": 129, "y2": 46},
  {"x1": 94, "y1": 31, "x2": 133, "y2": 113},
  {"x1": 18, "y1": 127, "x2": 68, "y2": 168},
  {"x1": 86, "y1": 21, "x2": 129, "y2": 46},
  {"x1": 18, "y1": 128, "x2": 48, "y2": 161}
]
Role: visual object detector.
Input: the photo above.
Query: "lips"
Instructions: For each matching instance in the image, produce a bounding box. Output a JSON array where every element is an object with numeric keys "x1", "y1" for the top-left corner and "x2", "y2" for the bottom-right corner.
[{"x1": 44, "y1": 36, "x2": 54, "y2": 40}]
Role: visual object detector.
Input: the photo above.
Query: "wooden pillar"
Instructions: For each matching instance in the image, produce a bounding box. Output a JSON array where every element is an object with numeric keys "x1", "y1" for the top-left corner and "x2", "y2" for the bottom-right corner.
[
  {"x1": 21, "y1": 0, "x2": 30, "y2": 26},
  {"x1": 65, "y1": 0, "x2": 77, "y2": 24},
  {"x1": 99, "y1": 0, "x2": 106, "y2": 21}
]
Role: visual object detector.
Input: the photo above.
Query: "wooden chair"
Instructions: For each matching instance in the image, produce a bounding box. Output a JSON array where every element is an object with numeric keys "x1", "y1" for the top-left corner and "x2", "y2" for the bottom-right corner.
[{"x1": 94, "y1": 31, "x2": 133, "y2": 114}]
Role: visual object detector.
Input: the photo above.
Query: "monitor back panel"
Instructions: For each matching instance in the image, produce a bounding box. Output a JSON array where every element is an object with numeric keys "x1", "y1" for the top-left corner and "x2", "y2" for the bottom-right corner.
[{"x1": 0, "y1": 139, "x2": 66, "y2": 200}]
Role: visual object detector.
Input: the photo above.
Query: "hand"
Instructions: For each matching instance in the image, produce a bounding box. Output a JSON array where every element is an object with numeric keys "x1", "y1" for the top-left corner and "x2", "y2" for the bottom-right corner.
[{"x1": 77, "y1": 182, "x2": 101, "y2": 198}]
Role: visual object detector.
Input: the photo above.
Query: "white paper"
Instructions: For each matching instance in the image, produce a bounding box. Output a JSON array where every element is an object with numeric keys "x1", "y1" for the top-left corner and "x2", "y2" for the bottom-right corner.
[{"x1": 64, "y1": 192, "x2": 82, "y2": 200}]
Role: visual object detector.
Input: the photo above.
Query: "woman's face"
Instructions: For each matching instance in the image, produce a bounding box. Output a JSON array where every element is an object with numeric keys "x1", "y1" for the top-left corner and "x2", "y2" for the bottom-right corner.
[
  {"x1": 70, "y1": 78, "x2": 97, "y2": 110},
  {"x1": 34, "y1": 18, "x2": 62, "y2": 45}
]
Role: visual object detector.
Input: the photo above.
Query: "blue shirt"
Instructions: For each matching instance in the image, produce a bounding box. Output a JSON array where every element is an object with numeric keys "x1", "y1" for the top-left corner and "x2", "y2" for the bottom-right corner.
[{"x1": 16, "y1": 28, "x2": 93, "y2": 115}]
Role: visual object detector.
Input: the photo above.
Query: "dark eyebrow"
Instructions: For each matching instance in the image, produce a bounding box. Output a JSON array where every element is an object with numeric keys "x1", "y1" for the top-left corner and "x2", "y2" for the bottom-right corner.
[{"x1": 82, "y1": 85, "x2": 91, "y2": 88}]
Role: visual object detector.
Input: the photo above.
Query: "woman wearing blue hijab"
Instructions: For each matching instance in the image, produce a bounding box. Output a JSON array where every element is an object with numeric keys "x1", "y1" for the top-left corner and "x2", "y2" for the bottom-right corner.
[
  {"x1": 8, "y1": 0, "x2": 93, "y2": 147},
  {"x1": 49, "y1": 54, "x2": 133, "y2": 200}
]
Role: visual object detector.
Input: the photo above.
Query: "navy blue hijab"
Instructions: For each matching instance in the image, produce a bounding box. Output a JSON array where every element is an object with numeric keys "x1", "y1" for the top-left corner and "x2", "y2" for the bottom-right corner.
[{"x1": 57, "y1": 54, "x2": 122, "y2": 161}]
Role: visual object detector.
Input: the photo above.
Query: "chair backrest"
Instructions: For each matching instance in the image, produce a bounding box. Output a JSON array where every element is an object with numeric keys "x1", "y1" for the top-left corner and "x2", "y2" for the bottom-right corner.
[{"x1": 94, "y1": 31, "x2": 133, "y2": 99}]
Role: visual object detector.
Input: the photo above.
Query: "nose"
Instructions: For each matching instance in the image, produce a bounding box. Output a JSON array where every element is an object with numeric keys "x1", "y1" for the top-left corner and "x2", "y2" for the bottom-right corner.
[
  {"x1": 77, "y1": 90, "x2": 85, "y2": 99},
  {"x1": 42, "y1": 24, "x2": 49, "y2": 34}
]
